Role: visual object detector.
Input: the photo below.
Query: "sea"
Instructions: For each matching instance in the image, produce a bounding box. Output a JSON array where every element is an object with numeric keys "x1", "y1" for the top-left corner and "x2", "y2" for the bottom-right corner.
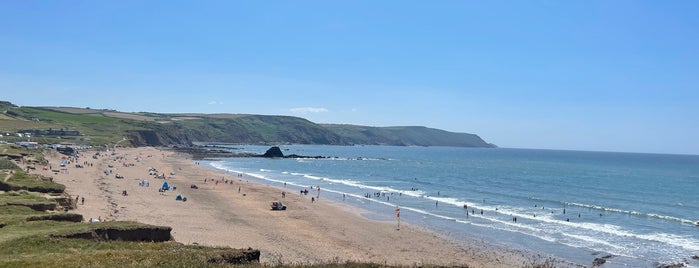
[{"x1": 204, "y1": 145, "x2": 699, "y2": 267}]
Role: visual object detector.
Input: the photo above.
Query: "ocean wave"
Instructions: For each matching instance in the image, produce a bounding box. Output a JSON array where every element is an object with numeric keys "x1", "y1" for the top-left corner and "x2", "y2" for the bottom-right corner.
[
  {"x1": 287, "y1": 157, "x2": 390, "y2": 161},
  {"x1": 445, "y1": 202, "x2": 699, "y2": 253},
  {"x1": 560, "y1": 233, "x2": 626, "y2": 251},
  {"x1": 291, "y1": 173, "x2": 428, "y2": 198},
  {"x1": 208, "y1": 161, "x2": 699, "y2": 255},
  {"x1": 565, "y1": 202, "x2": 696, "y2": 225}
]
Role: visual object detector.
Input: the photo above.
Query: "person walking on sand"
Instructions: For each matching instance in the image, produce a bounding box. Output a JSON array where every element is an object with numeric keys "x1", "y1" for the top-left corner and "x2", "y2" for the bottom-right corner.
[{"x1": 81, "y1": 197, "x2": 85, "y2": 205}]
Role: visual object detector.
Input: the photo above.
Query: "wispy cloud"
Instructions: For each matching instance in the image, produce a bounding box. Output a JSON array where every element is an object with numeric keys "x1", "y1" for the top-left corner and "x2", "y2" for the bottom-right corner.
[
  {"x1": 208, "y1": 101, "x2": 224, "y2": 105},
  {"x1": 290, "y1": 107, "x2": 329, "y2": 114}
]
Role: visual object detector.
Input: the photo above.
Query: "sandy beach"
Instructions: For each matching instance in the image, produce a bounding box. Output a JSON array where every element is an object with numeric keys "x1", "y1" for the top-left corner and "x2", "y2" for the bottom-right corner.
[{"x1": 38, "y1": 146, "x2": 538, "y2": 267}]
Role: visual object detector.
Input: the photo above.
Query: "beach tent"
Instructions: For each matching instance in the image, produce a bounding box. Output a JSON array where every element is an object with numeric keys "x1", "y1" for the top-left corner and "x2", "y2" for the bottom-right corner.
[
  {"x1": 162, "y1": 182, "x2": 169, "y2": 190},
  {"x1": 176, "y1": 195, "x2": 182, "y2": 201}
]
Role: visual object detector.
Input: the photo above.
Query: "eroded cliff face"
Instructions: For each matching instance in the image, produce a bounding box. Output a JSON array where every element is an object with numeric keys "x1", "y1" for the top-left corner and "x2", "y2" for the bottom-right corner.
[{"x1": 127, "y1": 130, "x2": 192, "y2": 147}]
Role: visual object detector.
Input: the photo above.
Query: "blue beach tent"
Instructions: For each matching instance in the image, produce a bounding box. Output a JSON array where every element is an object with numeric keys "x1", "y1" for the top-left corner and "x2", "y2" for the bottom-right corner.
[{"x1": 162, "y1": 182, "x2": 169, "y2": 190}]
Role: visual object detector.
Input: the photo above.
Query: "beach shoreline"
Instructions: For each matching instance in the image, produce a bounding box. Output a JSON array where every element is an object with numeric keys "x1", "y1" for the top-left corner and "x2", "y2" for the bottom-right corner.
[{"x1": 38, "y1": 146, "x2": 564, "y2": 267}]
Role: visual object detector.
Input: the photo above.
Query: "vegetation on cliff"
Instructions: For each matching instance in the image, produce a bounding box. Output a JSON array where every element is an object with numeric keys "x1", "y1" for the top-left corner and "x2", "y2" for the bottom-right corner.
[
  {"x1": 0, "y1": 101, "x2": 494, "y2": 148},
  {"x1": 0, "y1": 145, "x2": 261, "y2": 267}
]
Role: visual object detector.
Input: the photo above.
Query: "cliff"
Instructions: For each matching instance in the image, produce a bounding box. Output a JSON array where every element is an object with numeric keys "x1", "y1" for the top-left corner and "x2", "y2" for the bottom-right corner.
[{"x1": 0, "y1": 101, "x2": 496, "y2": 148}]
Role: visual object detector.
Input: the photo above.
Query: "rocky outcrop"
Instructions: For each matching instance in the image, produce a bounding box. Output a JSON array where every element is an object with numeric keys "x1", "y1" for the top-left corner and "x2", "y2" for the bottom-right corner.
[
  {"x1": 127, "y1": 129, "x2": 192, "y2": 147},
  {"x1": 592, "y1": 258, "x2": 606, "y2": 267},
  {"x1": 53, "y1": 193, "x2": 77, "y2": 210},
  {"x1": 207, "y1": 248, "x2": 261, "y2": 264},
  {"x1": 592, "y1": 254, "x2": 613, "y2": 267},
  {"x1": 260, "y1": 146, "x2": 326, "y2": 159},
  {"x1": 262, "y1": 146, "x2": 284, "y2": 158},
  {"x1": 657, "y1": 263, "x2": 685, "y2": 268}
]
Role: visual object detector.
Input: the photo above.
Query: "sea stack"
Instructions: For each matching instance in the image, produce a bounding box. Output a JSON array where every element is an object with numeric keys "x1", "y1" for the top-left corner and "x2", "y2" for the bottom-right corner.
[{"x1": 262, "y1": 146, "x2": 284, "y2": 158}]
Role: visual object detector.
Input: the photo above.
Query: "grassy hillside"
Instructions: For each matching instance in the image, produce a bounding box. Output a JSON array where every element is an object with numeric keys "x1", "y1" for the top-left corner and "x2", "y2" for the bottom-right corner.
[
  {"x1": 172, "y1": 115, "x2": 346, "y2": 145},
  {"x1": 0, "y1": 101, "x2": 495, "y2": 148},
  {"x1": 0, "y1": 145, "x2": 263, "y2": 267},
  {"x1": 322, "y1": 124, "x2": 495, "y2": 148}
]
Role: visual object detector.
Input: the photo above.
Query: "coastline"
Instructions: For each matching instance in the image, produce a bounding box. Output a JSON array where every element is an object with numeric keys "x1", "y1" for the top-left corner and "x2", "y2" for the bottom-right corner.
[{"x1": 39, "y1": 146, "x2": 554, "y2": 267}]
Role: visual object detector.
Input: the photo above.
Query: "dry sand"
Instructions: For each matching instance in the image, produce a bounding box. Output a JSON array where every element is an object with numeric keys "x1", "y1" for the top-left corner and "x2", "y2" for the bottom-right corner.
[{"x1": 39, "y1": 147, "x2": 541, "y2": 267}]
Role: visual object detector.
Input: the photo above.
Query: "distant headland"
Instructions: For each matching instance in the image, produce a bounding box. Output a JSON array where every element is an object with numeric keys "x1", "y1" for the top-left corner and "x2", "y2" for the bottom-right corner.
[{"x1": 0, "y1": 100, "x2": 496, "y2": 148}]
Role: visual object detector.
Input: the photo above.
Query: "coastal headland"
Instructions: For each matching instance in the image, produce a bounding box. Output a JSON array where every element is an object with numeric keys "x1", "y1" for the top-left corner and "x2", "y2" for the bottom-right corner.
[{"x1": 38, "y1": 146, "x2": 540, "y2": 267}]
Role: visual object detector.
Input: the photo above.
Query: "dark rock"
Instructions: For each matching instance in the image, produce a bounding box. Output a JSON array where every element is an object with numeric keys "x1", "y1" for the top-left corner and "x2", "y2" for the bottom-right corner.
[
  {"x1": 262, "y1": 146, "x2": 284, "y2": 158},
  {"x1": 657, "y1": 263, "x2": 685, "y2": 268},
  {"x1": 592, "y1": 258, "x2": 606, "y2": 267},
  {"x1": 285, "y1": 154, "x2": 325, "y2": 159},
  {"x1": 692, "y1": 255, "x2": 699, "y2": 260},
  {"x1": 207, "y1": 248, "x2": 260, "y2": 264}
]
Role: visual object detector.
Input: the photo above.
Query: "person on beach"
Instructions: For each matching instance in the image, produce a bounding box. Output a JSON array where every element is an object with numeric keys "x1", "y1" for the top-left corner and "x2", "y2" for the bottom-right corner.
[
  {"x1": 311, "y1": 197, "x2": 315, "y2": 203},
  {"x1": 81, "y1": 197, "x2": 85, "y2": 205}
]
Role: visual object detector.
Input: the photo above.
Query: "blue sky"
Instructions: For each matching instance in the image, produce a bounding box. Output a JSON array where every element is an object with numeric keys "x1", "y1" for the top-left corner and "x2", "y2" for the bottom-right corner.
[{"x1": 1, "y1": 1, "x2": 698, "y2": 155}]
